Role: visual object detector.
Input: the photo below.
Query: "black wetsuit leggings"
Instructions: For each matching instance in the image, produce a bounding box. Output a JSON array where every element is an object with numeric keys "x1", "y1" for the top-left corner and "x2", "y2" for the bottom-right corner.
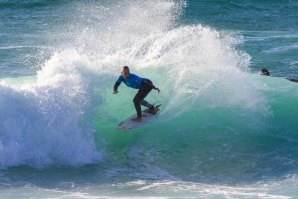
[{"x1": 133, "y1": 81, "x2": 154, "y2": 118}]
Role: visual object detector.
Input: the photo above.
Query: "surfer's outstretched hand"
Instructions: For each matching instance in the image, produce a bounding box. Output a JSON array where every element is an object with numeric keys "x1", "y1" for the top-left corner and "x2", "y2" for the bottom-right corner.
[
  {"x1": 113, "y1": 90, "x2": 119, "y2": 94},
  {"x1": 156, "y1": 88, "x2": 160, "y2": 93}
]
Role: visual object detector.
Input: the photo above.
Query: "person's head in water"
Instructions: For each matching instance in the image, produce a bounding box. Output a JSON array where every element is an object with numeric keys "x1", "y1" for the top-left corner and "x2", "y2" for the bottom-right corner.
[
  {"x1": 260, "y1": 68, "x2": 270, "y2": 76},
  {"x1": 121, "y1": 66, "x2": 130, "y2": 79}
]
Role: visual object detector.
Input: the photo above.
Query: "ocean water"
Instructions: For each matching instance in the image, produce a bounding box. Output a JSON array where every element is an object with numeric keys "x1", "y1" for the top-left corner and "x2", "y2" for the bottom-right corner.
[{"x1": 0, "y1": 0, "x2": 298, "y2": 198}]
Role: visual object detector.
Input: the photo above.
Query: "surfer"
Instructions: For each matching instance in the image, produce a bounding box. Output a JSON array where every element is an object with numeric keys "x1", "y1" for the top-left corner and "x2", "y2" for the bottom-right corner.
[
  {"x1": 113, "y1": 66, "x2": 161, "y2": 122},
  {"x1": 260, "y1": 68, "x2": 298, "y2": 83},
  {"x1": 260, "y1": 68, "x2": 270, "y2": 76}
]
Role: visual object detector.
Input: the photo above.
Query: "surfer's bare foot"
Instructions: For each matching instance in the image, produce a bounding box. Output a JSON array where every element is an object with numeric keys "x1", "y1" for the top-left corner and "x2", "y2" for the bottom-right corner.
[{"x1": 132, "y1": 117, "x2": 142, "y2": 122}]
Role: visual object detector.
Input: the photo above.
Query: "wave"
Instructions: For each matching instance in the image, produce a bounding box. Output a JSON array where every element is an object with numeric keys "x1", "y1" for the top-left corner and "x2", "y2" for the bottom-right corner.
[{"x1": 0, "y1": 0, "x2": 298, "y2": 182}]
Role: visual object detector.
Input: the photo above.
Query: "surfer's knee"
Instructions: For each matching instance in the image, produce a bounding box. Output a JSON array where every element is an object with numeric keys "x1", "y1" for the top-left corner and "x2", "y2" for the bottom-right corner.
[{"x1": 133, "y1": 96, "x2": 140, "y2": 104}]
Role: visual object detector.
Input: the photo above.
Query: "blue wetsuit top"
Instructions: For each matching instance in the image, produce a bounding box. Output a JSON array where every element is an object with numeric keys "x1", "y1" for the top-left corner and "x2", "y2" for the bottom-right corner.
[{"x1": 113, "y1": 73, "x2": 156, "y2": 91}]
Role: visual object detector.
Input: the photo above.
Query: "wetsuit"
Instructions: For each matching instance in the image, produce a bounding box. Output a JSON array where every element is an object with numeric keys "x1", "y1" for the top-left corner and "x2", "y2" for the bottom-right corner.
[{"x1": 114, "y1": 73, "x2": 157, "y2": 118}]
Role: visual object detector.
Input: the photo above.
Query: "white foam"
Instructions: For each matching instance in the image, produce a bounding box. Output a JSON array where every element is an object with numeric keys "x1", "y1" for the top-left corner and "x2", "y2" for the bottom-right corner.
[{"x1": 0, "y1": 49, "x2": 103, "y2": 168}]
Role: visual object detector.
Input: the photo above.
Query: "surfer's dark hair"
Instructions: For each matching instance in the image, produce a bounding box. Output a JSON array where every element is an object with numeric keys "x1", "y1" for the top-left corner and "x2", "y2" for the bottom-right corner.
[
  {"x1": 260, "y1": 68, "x2": 270, "y2": 76},
  {"x1": 123, "y1": 66, "x2": 129, "y2": 71}
]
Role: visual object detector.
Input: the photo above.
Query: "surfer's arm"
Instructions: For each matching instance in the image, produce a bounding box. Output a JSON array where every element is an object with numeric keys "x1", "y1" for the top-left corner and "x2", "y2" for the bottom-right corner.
[
  {"x1": 113, "y1": 76, "x2": 123, "y2": 94},
  {"x1": 152, "y1": 85, "x2": 160, "y2": 93}
]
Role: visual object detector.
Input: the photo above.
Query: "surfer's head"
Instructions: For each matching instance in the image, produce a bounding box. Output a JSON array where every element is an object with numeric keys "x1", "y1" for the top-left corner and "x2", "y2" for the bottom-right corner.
[
  {"x1": 260, "y1": 68, "x2": 270, "y2": 76},
  {"x1": 121, "y1": 66, "x2": 130, "y2": 79}
]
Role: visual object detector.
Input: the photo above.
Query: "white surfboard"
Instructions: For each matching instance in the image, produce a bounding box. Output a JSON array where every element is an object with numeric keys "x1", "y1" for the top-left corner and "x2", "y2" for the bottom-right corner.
[{"x1": 117, "y1": 104, "x2": 161, "y2": 131}]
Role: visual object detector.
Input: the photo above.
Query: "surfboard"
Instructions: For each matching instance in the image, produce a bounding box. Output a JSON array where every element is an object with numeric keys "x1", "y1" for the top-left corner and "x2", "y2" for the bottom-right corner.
[{"x1": 117, "y1": 104, "x2": 161, "y2": 131}]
